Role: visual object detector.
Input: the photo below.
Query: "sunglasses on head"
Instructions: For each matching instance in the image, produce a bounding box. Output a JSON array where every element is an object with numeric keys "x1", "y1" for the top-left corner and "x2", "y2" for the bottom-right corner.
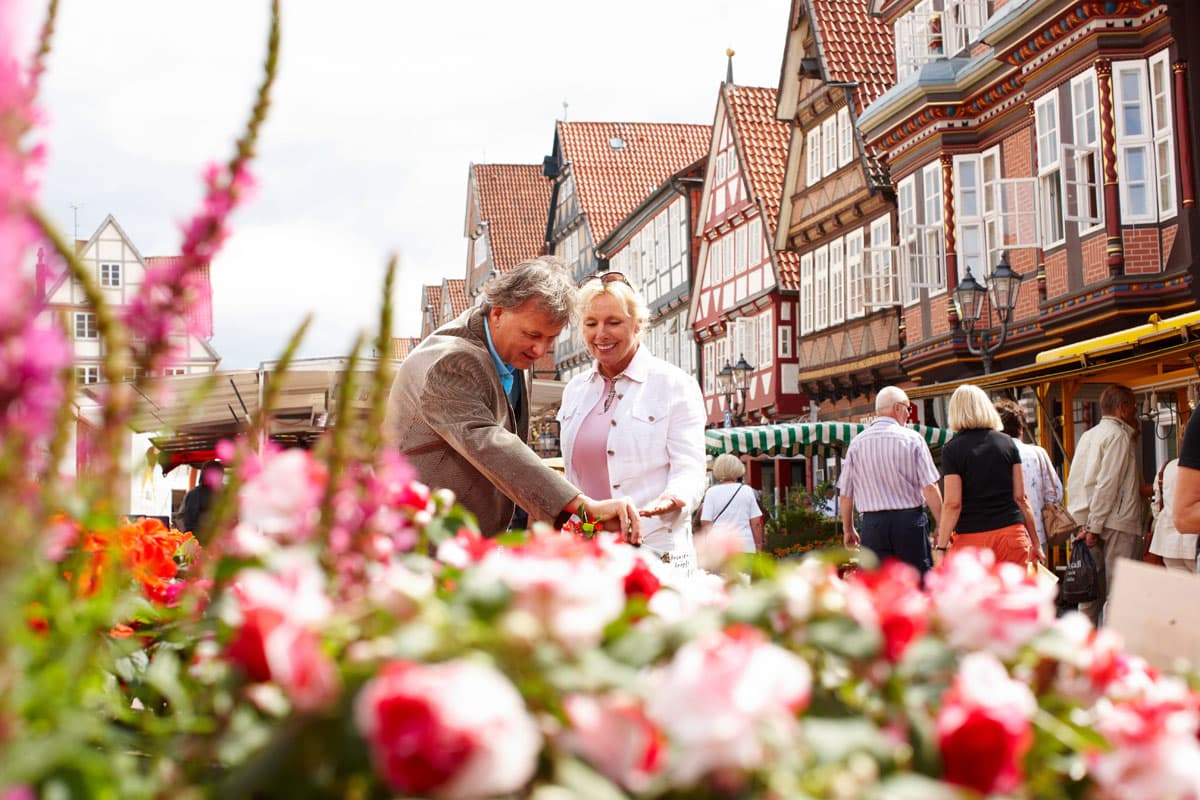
[{"x1": 579, "y1": 271, "x2": 631, "y2": 288}]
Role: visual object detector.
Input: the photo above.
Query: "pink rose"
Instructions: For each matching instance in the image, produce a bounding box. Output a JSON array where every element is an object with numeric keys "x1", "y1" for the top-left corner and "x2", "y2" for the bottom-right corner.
[
  {"x1": 936, "y1": 652, "x2": 1036, "y2": 795},
  {"x1": 356, "y1": 660, "x2": 542, "y2": 800},
  {"x1": 645, "y1": 624, "x2": 812, "y2": 783},
  {"x1": 561, "y1": 692, "x2": 666, "y2": 792},
  {"x1": 845, "y1": 560, "x2": 929, "y2": 661},
  {"x1": 926, "y1": 548, "x2": 1056, "y2": 658}
]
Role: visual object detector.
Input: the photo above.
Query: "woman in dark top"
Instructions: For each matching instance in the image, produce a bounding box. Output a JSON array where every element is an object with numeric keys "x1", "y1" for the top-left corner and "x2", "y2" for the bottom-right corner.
[
  {"x1": 932, "y1": 384, "x2": 1041, "y2": 567},
  {"x1": 1174, "y1": 409, "x2": 1200, "y2": 537}
]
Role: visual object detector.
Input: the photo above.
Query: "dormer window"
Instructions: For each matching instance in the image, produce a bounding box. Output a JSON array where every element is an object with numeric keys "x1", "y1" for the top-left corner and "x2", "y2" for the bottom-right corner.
[{"x1": 895, "y1": 0, "x2": 990, "y2": 80}]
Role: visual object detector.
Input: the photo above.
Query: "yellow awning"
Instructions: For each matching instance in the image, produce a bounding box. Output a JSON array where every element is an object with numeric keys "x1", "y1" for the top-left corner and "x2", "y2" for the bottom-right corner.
[{"x1": 1036, "y1": 310, "x2": 1200, "y2": 364}]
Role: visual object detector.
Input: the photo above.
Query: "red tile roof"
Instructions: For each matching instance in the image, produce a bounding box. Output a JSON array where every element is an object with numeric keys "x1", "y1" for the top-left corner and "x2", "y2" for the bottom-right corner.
[
  {"x1": 808, "y1": 0, "x2": 896, "y2": 114},
  {"x1": 558, "y1": 121, "x2": 711, "y2": 243},
  {"x1": 145, "y1": 256, "x2": 213, "y2": 339},
  {"x1": 723, "y1": 85, "x2": 801, "y2": 290},
  {"x1": 443, "y1": 278, "x2": 469, "y2": 318},
  {"x1": 390, "y1": 336, "x2": 420, "y2": 360},
  {"x1": 472, "y1": 164, "x2": 551, "y2": 272},
  {"x1": 421, "y1": 284, "x2": 444, "y2": 337}
]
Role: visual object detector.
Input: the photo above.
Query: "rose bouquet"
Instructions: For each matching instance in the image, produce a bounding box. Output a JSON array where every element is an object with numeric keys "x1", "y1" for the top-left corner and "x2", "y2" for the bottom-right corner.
[{"x1": 3, "y1": 2, "x2": 1200, "y2": 798}]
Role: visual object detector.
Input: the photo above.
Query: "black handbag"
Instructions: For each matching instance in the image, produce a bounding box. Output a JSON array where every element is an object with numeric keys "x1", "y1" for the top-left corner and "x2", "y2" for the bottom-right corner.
[{"x1": 1059, "y1": 541, "x2": 1101, "y2": 606}]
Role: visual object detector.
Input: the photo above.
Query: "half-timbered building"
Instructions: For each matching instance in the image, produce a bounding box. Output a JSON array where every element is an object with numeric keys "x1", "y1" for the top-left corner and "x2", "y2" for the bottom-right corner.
[
  {"x1": 595, "y1": 158, "x2": 706, "y2": 380},
  {"x1": 775, "y1": 0, "x2": 903, "y2": 422},
  {"x1": 689, "y1": 83, "x2": 807, "y2": 493},
  {"x1": 542, "y1": 121, "x2": 711, "y2": 380},
  {"x1": 857, "y1": 0, "x2": 1200, "y2": 400}
]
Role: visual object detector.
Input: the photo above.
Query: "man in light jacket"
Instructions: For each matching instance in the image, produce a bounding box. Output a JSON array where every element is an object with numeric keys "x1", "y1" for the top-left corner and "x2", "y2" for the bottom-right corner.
[{"x1": 1066, "y1": 383, "x2": 1148, "y2": 625}]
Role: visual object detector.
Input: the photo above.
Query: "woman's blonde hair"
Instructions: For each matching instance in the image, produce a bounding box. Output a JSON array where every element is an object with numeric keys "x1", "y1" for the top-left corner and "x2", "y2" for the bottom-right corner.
[
  {"x1": 577, "y1": 277, "x2": 649, "y2": 337},
  {"x1": 948, "y1": 383, "x2": 1003, "y2": 432},
  {"x1": 712, "y1": 453, "x2": 746, "y2": 482}
]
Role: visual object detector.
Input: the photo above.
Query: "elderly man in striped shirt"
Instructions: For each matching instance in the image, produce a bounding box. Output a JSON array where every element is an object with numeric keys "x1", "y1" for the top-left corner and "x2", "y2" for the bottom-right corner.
[{"x1": 837, "y1": 386, "x2": 943, "y2": 574}]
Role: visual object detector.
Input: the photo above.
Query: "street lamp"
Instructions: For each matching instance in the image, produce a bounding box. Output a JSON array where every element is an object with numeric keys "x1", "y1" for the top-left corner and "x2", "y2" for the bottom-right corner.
[
  {"x1": 718, "y1": 353, "x2": 754, "y2": 427},
  {"x1": 954, "y1": 251, "x2": 1024, "y2": 374}
]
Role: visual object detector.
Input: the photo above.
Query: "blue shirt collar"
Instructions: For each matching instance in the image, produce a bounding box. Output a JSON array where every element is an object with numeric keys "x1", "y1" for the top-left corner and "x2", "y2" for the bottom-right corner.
[{"x1": 482, "y1": 316, "x2": 516, "y2": 385}]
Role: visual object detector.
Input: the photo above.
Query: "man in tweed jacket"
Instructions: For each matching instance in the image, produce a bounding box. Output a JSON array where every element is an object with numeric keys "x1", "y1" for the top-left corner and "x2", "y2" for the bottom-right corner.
[{"x1": 386, "y1": 256, "x2": 640, "y2": 539}]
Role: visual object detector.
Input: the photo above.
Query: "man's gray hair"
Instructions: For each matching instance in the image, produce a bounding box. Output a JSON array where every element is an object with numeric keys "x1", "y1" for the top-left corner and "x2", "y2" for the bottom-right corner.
[
  {"x1": 875, "y1": 386, "x2": 908, "y2": 414},
  {"x1": 480, "y1": 255, "x2": 577, "y2": 327}
]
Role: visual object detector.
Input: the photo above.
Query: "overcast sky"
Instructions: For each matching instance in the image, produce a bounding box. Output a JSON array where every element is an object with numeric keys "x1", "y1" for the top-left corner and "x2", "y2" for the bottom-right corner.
[{"x1": 20, "y1": 1, "x2": 786, "y2": 368}]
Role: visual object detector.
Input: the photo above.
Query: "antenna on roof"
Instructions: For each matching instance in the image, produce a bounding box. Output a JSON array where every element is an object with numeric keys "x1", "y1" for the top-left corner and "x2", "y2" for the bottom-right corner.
[
  {"x1": 726, "y1": 48, "x2": 735, "y2": 84},
  {"x1": 69, "y1": 202, "x2": 83, "y2": 240},
  {"x1": 562, "y1": 98, "x2": 569, "y2": 122}
]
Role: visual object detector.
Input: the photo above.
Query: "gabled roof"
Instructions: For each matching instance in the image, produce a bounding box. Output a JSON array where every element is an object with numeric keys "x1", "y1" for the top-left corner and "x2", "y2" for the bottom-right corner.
[
  {"x1": 557, "y1": 121, "x2": 711, "y2": 243},
  {"x1": 471, "y1": 164, "x2": 551, "y2": 272},
  {"x1": 424, "y1": 285, "x2": 442, "y2": 314},
  {"x1": 723, "y1": 84, "x2": 801, "y2": 290},
  {"x1": 390, "y1": 336, "x2": 420, "y2": 360},
  {"x1": 145, "y1": 256, "x2": 214, "y2": 340},
  {"x1": 807, "y1": 0, "x2": 896, "y2": 115},
  {"x1": 443, "y1": 278, "x2": 469, "y2": 318}
]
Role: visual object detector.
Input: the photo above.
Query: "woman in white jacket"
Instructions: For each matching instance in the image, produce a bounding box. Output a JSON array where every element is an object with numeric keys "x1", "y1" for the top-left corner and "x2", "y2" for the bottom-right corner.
[{"x1": 557, "y1": 273, "x2": 707, "y2": 568}]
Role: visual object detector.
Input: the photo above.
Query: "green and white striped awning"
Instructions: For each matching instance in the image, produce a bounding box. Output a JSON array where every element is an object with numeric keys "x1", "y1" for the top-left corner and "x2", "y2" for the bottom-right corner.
[{"x1": 704, "y1": 421, "x2": 954, "y2": 458}]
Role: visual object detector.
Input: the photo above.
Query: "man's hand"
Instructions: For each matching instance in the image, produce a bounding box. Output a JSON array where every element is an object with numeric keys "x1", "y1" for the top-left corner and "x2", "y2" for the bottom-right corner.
[
  {"x1": 588, "y1": 496, "x2": 642, "y2": 545},
  {"x1": 843, "y1": 527, "x2": 860, "y2": 549},
  {"x1": 1075, "y1": 527, "x2": 1097, "y2": 547}
]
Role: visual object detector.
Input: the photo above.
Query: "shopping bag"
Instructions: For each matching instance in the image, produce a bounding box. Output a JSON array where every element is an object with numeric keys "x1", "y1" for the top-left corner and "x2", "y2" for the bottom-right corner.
[
  {"x1": 1059, "y1": 540, "x2": 1101, "y2": 606},
  {"x1": 1041, "y1": 501, "x2": 1078, "y2": 548}
]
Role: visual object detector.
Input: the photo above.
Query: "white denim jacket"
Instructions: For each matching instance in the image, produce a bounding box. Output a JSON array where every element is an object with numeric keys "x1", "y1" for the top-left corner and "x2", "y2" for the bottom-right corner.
[{"x1": 557, "y1": 346, "x2": 707, "y2": 556}]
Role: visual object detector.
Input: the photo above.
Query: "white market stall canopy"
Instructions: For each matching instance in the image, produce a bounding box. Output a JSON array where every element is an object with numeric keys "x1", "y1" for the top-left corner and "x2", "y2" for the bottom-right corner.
[{"x1": 704, "y1": 421, "x2": 954, "y2": 458}]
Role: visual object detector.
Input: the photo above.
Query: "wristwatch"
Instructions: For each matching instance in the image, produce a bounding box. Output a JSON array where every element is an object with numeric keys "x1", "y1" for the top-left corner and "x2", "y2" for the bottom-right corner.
[{"x1": 934, "y1": 545, "x2": 950, "y2": 552}]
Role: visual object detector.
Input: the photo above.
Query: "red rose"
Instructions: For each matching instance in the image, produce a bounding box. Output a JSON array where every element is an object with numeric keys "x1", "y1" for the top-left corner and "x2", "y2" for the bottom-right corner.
[
  {"x1": 623, "y1": 559, "x2": 661, "y2": 600},
  {"x1": 938, "y1": 705, "x2": 1031, "y2": 794}
]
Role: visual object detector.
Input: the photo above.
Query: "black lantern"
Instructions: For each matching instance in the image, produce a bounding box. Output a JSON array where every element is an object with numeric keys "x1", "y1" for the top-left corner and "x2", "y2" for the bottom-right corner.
[
  {"x1": 954, "y1": 251, "x2": 1024, "y2": 374},
  {"x1": 719, "y1": 353, "x2": 755, "y2": 427}
]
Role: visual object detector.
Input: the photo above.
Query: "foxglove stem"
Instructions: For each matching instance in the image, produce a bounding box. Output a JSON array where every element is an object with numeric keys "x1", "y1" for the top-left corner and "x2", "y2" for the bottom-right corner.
[
  {"x1": 363, "y1": 257, "x2": 397, "y2": 463},
  {"x1": 317, "y1": 332, "x2": 365, "y2": 544}
]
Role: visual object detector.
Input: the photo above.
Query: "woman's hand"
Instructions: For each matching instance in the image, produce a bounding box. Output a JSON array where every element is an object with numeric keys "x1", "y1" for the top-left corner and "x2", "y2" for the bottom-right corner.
[{"x1": 640, "y1": 494, "x2": 684, "y2": 518}]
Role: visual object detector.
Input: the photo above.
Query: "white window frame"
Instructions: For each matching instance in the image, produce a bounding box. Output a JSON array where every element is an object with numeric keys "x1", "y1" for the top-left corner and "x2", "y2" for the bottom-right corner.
[
  {"x1": 955, "y1": 148, "x2": 1000, "y2": 281},
  {"x1": 1066, "y1": 69, "x2": 1103, "y2": 229},
  {"x1": 1114, "y1": 59, "x2": 1156, "y2": 223},
  {"x1": 76, "y1": 365, "x2": 100, "y2": 385},
  {"x1": 799, "y1": 252, "x2": 814, "y2": 336},
  {"x1": 863, "y1": 217, "x2": 897, "y2": 309},
  {"x1": 942, "y1": 0, "x2": 988, "y2": 57},
  {"x1": 99, "y1": 262, "x2": 121, "y2": 287},
  {"x1": 1149, "y1": 50, "x2": 1176, "y2": 220},
  {"x1": 778, "y1": 325, "x2": 793, "y2": 359},
  {"x1": 758, "y1": 312, "x2": 773, "y2": 368},
  {"x1": 703, "y1": 342, "x2": 715, "y2": 395},
  {"x1": 708, "y1": 237, "x2": 722, "y2": 289},
  {"x1": 806, "y1": 127, "x2": 821, "y2": 187},
  {"x1": 814, "y1": 246, "x2": 829, "y2": 330},
  {"x1": 898, "y1": 175, "x2": 919, "y2": 305},
  {"x1": 748, "y1": 217, "x2": 763, "y2": 266},
  {"x1": 734, "y1": 225, "x2": 748, "y2": 274},
  {"x1": 996, "y1": 176, "x2": 1042, "y2": 252},
  {"x1": 837, "y1": 107, "x2": 853, "y2": 167},
  {"x1": 74, "y1": 311, "x2": 98, "y2": 339},
  {"x1": 723, "y1": 235, "x2": 734, "y2": 281},
  {"x1": 845, "y1": 228, "x2": 865, "y2": 319},
  {"x1": 821, "y1": 116, "x2": 837, "y2": 177},
  {"x1": 1034, "y1": 92, "x2": 1065, "y2": 247},
  {"x1": 922, "y1": 161, "x2": 945, "y2": 293},
  {"x1": 715, "y1": 151, "x2": 727, "y2": 182},
  {"x1": 894, "y1": 0, "x2": 936, "y2": 81},
  {"x1": 829, "y1": 236, "x2": 845, "y2": 325}
]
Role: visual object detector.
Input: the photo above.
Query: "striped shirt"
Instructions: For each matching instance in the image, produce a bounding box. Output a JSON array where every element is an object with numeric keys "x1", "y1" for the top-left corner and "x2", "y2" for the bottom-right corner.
[{"x1": 837, "y1": 417, "x2": 940, "y2": 512}]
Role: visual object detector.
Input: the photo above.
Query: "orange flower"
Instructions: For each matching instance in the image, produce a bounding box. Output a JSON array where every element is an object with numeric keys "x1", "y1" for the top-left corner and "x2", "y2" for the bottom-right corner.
[
  {"x1": 72, "y1": 518, "x2": 197, "y2": 603},
  {"x1": 109, "y1": 623, "x2": 135, "y2": 639}
]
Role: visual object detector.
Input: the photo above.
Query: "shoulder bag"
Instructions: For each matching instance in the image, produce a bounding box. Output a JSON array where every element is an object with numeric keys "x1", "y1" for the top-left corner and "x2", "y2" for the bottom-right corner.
[
  {"x1": 708, "y1": 483, "x2": 743, "y2": 525},
  {"x1": 1037, "y1": 450, "x2": 1077, "y2": 547}
]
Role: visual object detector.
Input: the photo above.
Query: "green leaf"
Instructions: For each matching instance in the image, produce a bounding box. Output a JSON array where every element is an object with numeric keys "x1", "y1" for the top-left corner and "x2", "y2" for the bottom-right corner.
[
  {"x1": 803, "y1": 717, "x2": 895, "y2": 764},
  {"x1": 553, "y1": 754, "x2": 632, "y2": 800},
  {"x1": 807, "y1": 617, "x2": 882, "y2": 661}
]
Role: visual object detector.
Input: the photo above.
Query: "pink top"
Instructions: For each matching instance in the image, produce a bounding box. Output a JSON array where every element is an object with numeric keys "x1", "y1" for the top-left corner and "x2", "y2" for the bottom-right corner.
[{"x1": 571, "y1": 377, "x2": 621, "y2": 501}]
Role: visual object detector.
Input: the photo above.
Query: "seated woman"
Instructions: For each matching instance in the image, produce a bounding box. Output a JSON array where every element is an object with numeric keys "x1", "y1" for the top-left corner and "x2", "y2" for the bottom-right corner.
[
  {"x1": 933, "y1": 384, "x2": 1040, "y2": 567},
  {"x1": 556, "y1": 273, "x2": 707, "y2": 568}
]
